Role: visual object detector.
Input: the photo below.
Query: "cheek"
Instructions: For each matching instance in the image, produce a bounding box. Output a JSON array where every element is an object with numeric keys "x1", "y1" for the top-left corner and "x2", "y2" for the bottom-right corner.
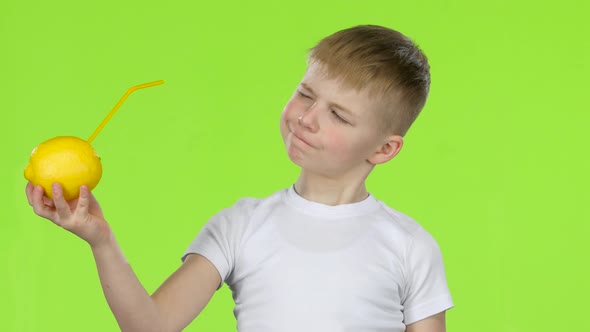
[
  {"x1": 323, "y1": 130, "x2": 372, "y2": 159},
  {"x1": 280, "y1": 100, "x2": 294, "y2": 127},
  {"x1": 282, "y1": 98, "x2": 303, "y2": 117},
  {"x1": 280, "y1": 98, "x2": 297, "y2": 136},
  {"x1": 323, "y1": 130, "x2": 349, "y2": 153},
  {"x1": 281, "y1": 97, "x2": 293, "y2": 114}
]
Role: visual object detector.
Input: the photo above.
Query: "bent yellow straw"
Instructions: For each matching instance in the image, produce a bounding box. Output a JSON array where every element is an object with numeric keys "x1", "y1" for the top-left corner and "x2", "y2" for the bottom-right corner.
[{"x1": 88, "y1": 80, "x2": 165, "y2": 143}]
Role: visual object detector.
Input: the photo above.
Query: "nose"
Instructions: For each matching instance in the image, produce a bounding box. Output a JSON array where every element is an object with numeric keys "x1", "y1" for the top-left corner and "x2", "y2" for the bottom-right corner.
[{"x1": 298, "y1": 103, "x2": 319, "y2": 132}]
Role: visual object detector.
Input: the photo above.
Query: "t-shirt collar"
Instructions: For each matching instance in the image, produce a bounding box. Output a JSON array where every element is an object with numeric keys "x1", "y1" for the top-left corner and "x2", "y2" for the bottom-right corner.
[{"x1": 284, "y1": 184, "x2": 381, "y2": 219}]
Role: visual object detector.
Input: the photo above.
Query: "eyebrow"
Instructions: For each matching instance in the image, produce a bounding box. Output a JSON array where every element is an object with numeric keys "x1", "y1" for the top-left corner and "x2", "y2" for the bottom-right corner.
[{"x1": 300, "y1": 82, "x2": 357, "y2": 119}]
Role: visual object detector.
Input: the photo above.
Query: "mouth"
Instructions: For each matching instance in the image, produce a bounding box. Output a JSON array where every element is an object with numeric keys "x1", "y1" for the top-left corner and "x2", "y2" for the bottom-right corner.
[{"x1": 289, "y1": 127, "x2": 314, "y2": 148}]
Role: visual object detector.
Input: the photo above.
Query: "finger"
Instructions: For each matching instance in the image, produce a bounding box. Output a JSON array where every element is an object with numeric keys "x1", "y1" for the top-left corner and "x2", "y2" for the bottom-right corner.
[
  {"x1": 75, "y1": 185, "x2": 91, "y2": 221},
  {"x1": 42, "y1": 195, "x2": 55, "y2": 207},
  {"x1": 25, "y1": 182, "x2": 34, "y2": 206},
  {"x1": 31, "y1": 185, "x2": 55, "y2": 219},
  {"x1": 51, "y1": 183, "x2": 72, "y2": 221}
]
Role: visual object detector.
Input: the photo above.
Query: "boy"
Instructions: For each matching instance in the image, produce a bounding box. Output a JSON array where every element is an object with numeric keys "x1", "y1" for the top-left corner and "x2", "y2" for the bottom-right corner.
[{"x1": 26, "y1": 25, "x2": 453, "y2": 331}]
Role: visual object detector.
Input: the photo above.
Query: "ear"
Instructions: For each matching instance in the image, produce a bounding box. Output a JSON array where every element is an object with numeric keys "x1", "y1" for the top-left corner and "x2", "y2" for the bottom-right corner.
[{"x1": 368, "y1": 135, "x2": 403, "y2": 165}]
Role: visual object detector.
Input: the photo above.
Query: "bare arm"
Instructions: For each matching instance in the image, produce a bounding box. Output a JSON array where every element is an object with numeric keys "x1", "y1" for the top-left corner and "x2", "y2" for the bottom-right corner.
[
  {"x1": 92, "y1": 241, "x2": 220, "y2": 332},
  {"x1": 27, "y1": 183, "x2": 220, "y2": 332},
  {"x1": 405, "y1": 311, "x2": 446, "y2": 332},
  {"x1": 90, "y1": 236, "x2": 164, "y2": 331},
  {"x1": 152, "y1": 254, "x2": 220, "y2": 331}
]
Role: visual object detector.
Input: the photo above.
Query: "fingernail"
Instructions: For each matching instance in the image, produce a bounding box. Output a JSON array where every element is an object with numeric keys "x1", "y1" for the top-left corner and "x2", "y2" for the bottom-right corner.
[{"x1": 52, "y1": 183, "x2": 60, "y2": 194}]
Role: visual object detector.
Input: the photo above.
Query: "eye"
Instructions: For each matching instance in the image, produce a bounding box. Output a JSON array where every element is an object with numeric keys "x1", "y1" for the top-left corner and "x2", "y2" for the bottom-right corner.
[
  {"x1": 331, "y1": 110, "x2": 349, "y2": 124},
  {"x1": 297, "y1": 90, "x2": 312, "y2": 99}
]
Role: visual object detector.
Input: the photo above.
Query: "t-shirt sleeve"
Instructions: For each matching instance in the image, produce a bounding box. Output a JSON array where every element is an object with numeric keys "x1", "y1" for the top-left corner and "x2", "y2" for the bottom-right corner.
[
  {"x1": 181, "y1": 199, "x2": 252, "y2": 289},
  {"x1": 401, "y1": 227, "x2": 454, "y2": 325}
]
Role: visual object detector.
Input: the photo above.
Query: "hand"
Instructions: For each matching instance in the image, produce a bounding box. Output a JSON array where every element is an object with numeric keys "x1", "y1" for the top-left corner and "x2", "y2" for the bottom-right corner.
[{"x1": 26, "y1": 182, "x2": 113, "y2": 248}]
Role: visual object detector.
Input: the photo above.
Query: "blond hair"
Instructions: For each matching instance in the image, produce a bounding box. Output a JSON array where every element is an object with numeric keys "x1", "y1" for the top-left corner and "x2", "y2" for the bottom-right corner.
[{"x1": 309, "y1": 25, "x2": 430, "y2": 136}]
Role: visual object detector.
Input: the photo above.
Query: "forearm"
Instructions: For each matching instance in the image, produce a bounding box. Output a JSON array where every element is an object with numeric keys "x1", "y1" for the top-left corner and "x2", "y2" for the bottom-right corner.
[{"x1": 91, "y1": 236, "x2": 165, "y2": 332}]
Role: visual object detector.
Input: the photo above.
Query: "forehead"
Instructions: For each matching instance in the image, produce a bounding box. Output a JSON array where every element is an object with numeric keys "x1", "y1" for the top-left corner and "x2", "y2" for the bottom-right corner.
[{"x1": 300, "y1": 63, "x2": 384, "y2": 116}]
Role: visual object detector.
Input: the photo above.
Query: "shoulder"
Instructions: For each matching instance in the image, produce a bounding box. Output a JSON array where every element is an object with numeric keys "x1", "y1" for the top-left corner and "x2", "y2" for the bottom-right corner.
[
  {"x1": 371, "y1": 199, "x2": 453, "y2": 323},
  {"x1": 183, "y1": 188, "x2": 289, "y2": 277},
  {"x1": 220, "y1": 188, "x2": 286, "y2": 217},
  {"x1": 372, "y1": 199, "x2": 443, "y2": 262},
  {"x1": 207, "y1": 188, "x2": 287, "y2": 230},
  {"x1": 373, "y1": 199, "x2": 431, "y2": 241}
]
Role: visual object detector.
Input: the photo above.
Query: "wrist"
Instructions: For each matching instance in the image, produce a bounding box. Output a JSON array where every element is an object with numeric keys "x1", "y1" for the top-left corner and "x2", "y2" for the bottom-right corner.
[{"x1": 89, "y1": 229, "x2": 117, "y2": 252}]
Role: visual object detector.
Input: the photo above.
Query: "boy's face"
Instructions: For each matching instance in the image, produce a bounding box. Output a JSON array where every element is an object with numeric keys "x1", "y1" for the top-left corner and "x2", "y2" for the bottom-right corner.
[{"x1": 280, "y1": 63, "x2": 391, "y2": 178}]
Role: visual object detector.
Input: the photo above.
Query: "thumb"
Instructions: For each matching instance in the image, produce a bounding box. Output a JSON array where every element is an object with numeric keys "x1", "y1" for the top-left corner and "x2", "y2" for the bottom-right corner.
[{"x1": 87, "y1": 189, "x2": 103, "y2": 216}]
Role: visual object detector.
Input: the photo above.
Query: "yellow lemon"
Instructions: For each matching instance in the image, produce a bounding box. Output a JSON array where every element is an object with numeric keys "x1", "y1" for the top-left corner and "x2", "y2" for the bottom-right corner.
[{"x1": 24, "y1": 136, "x2": 102, "y2": 201}]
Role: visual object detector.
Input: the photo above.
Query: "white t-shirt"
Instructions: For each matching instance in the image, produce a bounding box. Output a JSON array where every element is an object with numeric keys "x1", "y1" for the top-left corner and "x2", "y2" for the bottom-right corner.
[{"x1": 183, "y1": 186, "x2": 453, "y2": 331}]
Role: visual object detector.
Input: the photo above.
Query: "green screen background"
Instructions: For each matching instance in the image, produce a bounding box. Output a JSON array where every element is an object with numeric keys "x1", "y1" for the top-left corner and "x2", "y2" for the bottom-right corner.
[{"x1": 1, "y1": 0, "x2": 588, "y2": 331}]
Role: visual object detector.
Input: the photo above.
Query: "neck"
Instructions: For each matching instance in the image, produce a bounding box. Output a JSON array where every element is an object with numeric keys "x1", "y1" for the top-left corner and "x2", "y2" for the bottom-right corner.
[{"x1": 294, "y1": 170, "x2": 370, "y2": 206}]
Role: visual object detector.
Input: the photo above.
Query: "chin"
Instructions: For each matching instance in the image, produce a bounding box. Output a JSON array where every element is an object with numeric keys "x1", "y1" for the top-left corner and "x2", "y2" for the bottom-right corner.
[{"x1": 285, "y1": 148, "x2": 304, "y2": 167}]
